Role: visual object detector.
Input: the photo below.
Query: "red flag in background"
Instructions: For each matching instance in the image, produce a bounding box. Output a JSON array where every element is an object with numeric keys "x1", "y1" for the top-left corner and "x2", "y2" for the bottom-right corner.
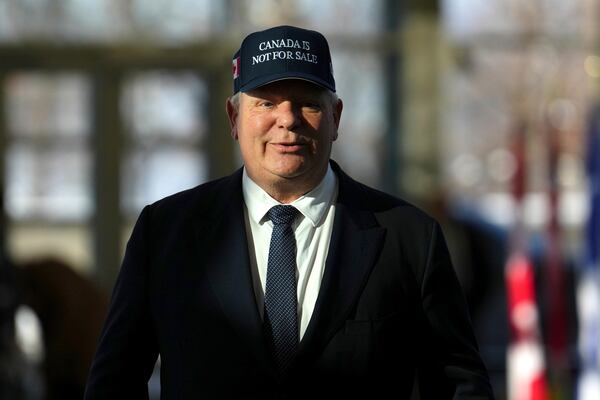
[
  {"x1": 544, "y1": 122, "x2": 569, "y2": 390},
  {"x1": 506, "y1": 124, "x2": 550, "y2": 400},
  {"x1": 506, "y1": 253, "x2": 550, "y2": 400}
]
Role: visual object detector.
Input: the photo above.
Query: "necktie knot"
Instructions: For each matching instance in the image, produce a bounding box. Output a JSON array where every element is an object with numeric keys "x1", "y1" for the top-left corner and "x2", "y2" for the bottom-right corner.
[{"x1": 267, "y1": 205, "x2": 299, "y2": 226}]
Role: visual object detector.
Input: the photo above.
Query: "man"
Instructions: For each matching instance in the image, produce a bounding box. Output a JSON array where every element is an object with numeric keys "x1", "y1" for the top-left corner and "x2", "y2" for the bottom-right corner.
[{"x1": 85, "y1": 25, "x2": 494, "y2": 399}]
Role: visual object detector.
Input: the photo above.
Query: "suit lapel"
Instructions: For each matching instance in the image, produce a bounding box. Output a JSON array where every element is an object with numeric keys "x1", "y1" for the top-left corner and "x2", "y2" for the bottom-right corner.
[
  {"x1": 296, "y1": 163, "x2": 386, "y2": 365},
  {"x1": 193, "y1": 169, "x2": 275, "y2": 375}
]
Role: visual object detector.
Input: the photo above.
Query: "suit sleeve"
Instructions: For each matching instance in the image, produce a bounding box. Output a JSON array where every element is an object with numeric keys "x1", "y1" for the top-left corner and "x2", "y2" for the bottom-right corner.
[
  {"x1": 85, "y1": 205, "x2": 159, "y2": 400},
  {"x1": 418, "y1": 221, "x2": 495, "y2": 399}
]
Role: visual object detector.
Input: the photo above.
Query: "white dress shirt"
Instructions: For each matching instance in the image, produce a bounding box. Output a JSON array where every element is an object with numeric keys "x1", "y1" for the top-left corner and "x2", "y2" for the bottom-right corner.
[{"x1": 242, "y1": 165, "x2": 338, "y2": 340}]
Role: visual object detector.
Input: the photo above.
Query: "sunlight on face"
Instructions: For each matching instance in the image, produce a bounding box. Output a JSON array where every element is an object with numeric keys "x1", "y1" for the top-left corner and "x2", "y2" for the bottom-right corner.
[{"x1": 228, "y1": 80, "x2": 342, "y2": 194}]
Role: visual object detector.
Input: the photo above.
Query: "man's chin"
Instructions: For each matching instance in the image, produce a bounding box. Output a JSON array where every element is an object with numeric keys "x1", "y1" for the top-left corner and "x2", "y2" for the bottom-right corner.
[
  {"x1": 270, "y1": 169, "x2": 307, "y2": 180},
  {"x1": 265, "y1": 159, "x2": 308, "y2": 178}
]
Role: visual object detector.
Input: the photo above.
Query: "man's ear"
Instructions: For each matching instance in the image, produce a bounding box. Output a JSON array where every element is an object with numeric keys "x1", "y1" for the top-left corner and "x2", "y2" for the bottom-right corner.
[
  {"x1": 225, "y1": 97, "x2": 239, "y2": 140},
  {"x1": 333, "y1": 98, "x2": 343, "y2": 140}
]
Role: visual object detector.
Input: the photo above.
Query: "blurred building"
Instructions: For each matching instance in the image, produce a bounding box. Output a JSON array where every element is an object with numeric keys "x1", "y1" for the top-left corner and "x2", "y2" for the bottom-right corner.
[{"x1": 0, "y1": 0, "x2": 598, "y2": 399}]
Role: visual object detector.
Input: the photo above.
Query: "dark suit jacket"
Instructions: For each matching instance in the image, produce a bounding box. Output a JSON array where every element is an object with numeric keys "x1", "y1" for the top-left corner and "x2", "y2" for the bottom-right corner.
[{"x1": 85, "y1": 161, "x2": 494, "y2": 399}]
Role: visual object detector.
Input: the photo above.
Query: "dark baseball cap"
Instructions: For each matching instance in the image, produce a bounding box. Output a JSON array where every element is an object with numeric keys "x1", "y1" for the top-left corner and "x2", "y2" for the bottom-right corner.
[{"x1": 232, "y1": 25, "x2": 336, "y2": 94}]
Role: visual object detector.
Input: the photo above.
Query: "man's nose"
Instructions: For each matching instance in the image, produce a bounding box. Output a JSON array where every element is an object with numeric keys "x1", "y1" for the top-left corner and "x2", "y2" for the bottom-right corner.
[{"x1": 276, "y1": 102, "x2": 301, "y2": 130}]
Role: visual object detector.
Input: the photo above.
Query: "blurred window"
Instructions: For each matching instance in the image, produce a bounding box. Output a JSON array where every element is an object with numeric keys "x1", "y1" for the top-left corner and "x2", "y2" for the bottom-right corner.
[
  {"x1": 3, "y1": 72, "x2": 93, "y2": 271},
  {"x1": 120, "y1": 71, "x2": 209, "y2": 216},
  {"x1": 4, "y1": 72, "x2": 92, "y2": 221}
]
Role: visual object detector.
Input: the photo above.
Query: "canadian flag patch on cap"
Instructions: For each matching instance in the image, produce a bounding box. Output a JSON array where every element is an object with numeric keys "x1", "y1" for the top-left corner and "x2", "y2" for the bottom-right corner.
[{"x1": 232, "y1": 57, "x2": 241, "y2": 79}]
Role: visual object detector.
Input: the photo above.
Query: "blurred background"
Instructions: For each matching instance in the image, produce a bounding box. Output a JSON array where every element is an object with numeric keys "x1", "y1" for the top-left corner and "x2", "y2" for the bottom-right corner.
[{"x1": 0, "y1": 0, "x2": 599, "y2": 399}]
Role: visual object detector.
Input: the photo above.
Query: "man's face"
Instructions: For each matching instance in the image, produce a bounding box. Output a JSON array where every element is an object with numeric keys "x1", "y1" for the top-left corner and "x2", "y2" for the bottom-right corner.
[{"x1": 227, "y1": 80, "x2": 342, "y2": 190}]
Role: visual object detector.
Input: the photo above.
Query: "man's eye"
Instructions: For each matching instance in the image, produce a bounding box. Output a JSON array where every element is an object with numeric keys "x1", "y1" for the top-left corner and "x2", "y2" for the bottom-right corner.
[
  {"x1": 259, "y1": 101, "x2": 274, "y2": 108},
  {"x1": 303, "y1": 103, "x2": 321, "y2": 111}
]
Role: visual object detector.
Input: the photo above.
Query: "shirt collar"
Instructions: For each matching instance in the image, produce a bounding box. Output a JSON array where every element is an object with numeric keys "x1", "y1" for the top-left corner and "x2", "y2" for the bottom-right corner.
[{"x1": 242, "y1": 164, "x2": 338, "y2": 228}]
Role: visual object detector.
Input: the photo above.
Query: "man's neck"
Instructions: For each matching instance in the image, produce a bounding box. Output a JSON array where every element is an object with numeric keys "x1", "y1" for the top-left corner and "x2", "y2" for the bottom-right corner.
[
  {"x1": 261, "y1": 177, "x2": 321, "y2": 203},
  {"x1": 246, "y1": 166, "x2": 328, "y2": 204}
]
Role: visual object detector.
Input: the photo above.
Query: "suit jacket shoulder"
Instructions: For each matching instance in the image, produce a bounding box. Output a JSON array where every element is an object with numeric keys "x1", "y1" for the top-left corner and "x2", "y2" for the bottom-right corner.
[
  {"x1": 331, "y1": 160, "x2": 438, "y2": 275},
  {"x1": 330, "y1": 160, "x2": 494, "y2": 399},
  {"x1": 135, "y1": 169, "x2": 246, "y2": 255}
]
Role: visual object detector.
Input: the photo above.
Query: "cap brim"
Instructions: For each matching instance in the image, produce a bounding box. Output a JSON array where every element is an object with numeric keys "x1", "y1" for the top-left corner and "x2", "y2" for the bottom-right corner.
[{"x1": 240, "y1": 71, "x2": 336, "y2": 93}]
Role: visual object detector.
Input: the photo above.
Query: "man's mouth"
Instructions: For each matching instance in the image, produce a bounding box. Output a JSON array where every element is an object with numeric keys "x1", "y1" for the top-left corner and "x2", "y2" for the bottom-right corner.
[{"x1": 270, "y1": 142, "x2": 307, "y2": 153}]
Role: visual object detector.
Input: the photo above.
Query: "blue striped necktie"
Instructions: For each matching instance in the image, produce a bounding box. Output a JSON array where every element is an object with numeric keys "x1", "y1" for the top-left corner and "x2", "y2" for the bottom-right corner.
[{"x1": 264, "y1": 205, "x2": 300, "y2": 374}]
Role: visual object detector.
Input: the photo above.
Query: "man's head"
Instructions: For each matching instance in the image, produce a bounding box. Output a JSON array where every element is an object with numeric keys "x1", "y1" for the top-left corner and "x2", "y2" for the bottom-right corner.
[{"x1": 226, "y1": 26, "x2": 343, "y2": 202}]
